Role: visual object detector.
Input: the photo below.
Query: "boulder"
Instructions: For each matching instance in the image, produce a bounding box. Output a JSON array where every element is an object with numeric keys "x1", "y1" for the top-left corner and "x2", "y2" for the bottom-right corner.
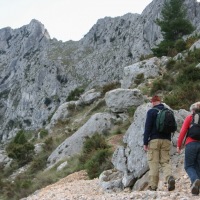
[
  {"x1": 121, "y1": 57, "x2": 168, "y2": 89},
  {"x1": 77, "y1": 89, "x2": 101, "y2": 106},
  {"x1": 105, "y1": 88, "x2": 144, "y2": 113},
  {"x1": 45, "y1": 101, "x2": 76, "y2": 131},
  {"x1": 57, "y1": 161, "x2": 68, "y2": 171},
  {"x1": 47, "y1": 112, "x2": 116, "y2": 167},
  {"x1": 99, "y1": 169, "x2": 123, "y2": 192}
]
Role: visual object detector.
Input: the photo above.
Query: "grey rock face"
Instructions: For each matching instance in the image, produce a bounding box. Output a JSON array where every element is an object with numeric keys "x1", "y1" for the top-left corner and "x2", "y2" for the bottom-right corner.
[
  {"x1": 99, "y1": 169, "x2": 123, "y2": 192},
  {"x1": 121, "y1": 57, "x2": 167, "y2": 89},
  {"x1": 0, "y1": 20, "x2": 59, "y2": 141},
  {"x1": 0, "y1": 149, "x2": 12, "y2": 167},
  {"x1": 105, "y1": 88, "x2": 144, "y2": 112},
  {"x1": 45, "y1": 101, "x2": 76, "y2": 131},
  {"x1": 47, "y1": 112, "x2": 116, "y2": 167}
]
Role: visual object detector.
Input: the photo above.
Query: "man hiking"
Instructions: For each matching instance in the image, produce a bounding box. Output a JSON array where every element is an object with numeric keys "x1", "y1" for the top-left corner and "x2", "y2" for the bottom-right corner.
[{"x1": 143, "y1": 95, "x2": 175, "y2": 191}]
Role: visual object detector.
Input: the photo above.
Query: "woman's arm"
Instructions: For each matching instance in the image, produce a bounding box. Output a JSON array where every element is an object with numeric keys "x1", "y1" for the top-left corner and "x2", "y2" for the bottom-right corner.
[{"x1": 177, "y1": 115, "x2": 192, "y2": 150}]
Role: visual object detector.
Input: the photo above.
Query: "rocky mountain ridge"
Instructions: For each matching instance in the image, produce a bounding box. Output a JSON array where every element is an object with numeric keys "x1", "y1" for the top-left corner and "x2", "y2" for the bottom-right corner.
[{"x1": 0, "y1": 0, "x2": 199, "y2": 142}]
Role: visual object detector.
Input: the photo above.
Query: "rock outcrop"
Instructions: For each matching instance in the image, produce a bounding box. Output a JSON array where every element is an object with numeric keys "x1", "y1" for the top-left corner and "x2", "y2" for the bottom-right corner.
[{"x1": 47, "y1": 112, "x2": 117, "y2": 167}]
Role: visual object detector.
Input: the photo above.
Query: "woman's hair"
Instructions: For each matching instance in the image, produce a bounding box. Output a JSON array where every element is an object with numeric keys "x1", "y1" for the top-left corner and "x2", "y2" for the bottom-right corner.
[{"x1": 190, "y1": 102, "x2": 200, "y2": 112}]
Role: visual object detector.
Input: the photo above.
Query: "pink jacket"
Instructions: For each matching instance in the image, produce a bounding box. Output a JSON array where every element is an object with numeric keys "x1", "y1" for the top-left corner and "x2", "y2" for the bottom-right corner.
[{"x1": 177, "y1": 114, "x2": 200, "y2": 148}]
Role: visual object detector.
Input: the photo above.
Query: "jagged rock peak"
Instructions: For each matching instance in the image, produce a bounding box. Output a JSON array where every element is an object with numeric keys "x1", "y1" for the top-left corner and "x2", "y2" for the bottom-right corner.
[
  {"x1": 0, "y1": 19, "x2": 50, "y2": 43},
  {"x1": 21, "y1": 19, "x2": 51, "y2": 40}
]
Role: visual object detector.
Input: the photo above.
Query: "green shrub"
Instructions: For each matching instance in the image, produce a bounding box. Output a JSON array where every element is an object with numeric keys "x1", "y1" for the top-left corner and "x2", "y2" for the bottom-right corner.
[
  {"x1": 85, "y1": 149, "x2": 113, "y2": 179},
  {"x1": 82, "y1": 134, "x2": 109, "y2": 154},
  {"x1": 29, "y1": 153, "x2": 48, "y2": 173},
  {"x1": 152, "y1": 40, "x2": 174, "y2": 57},
  {"x1": 78, "y1": 133, "x2": 112, "y2": 179},
  {"x1": 174, "y1": 39, "x2": 186, "y2": 52},
  {"x1": 174, "y1": 60, "x2": 187, "y2": 70},
  {"x1": 67, "y1": 103, "x2": 76, "y2": 111},
  {"x1": 67, "y1": 87, "x2": 84, "y2": 101},
  {"x1": 164, "y1": 83, "x2": 200, "y2": 110},
  {"x1": 166, "y1": 59, "x2": 176, "y2": 70},
  {"x1": 101, "y1": 82, "x2": 120, "y2": 95},
  {"x1": 44, "y1": 137, "x2": 54, "y2": 151},
  {"x1": 185, "y1": 49, "x2": 200, "y2": 64},
  {"x1": 44, "y1": 97, "x2": 52, "y2": 107},
  {"x1": 13, "y1": 130, "x2": 26, "y2": 144},
  {"x1": 39, "y1": 129, "x2": 48, "y2": 139},
  {"x1": 177, "y1": 65, "x2": 200, "y2": 84},
  {"x1": 127, "y1": 106, "x2": 136, "y2": 117},
  {"x1": 134, "y1": 73, "x2": 144, "y2": 85},
  {"x1": 139, "y1": 54, "x2": 154, "y2": 61},
  {"x1": 111, "y1": 127, "x2": 122, "y2": 135},
  {"x1": 186, "y1": 35, "x2": 200, "y2": 49},
  {"x1": 150, "y1": 78, "x2": 166, "y2": 95},
  {"x1": 6, "y1": 131, "x2": 34, "y2": 166}
]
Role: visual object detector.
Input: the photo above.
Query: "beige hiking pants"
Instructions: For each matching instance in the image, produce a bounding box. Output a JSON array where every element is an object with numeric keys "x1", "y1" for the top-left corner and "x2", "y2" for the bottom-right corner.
[{"x1": 147, "y1": 139, "x2": 172, "y2": 189}]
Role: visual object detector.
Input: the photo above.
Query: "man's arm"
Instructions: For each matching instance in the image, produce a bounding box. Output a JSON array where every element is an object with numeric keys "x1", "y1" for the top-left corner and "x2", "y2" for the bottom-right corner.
[{"x1": 143, "y1": 110, "x2": 154, "y2": 149}]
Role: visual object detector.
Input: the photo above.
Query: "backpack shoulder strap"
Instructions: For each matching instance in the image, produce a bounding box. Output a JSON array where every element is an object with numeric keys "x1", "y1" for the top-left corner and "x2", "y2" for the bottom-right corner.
[
  {"x1": 194, "y1": 113, "x2": 200, "y2": 124},
  {"x1": 153, "y1": 107, "x2": 161, "y2": 112},
  {"x1": 194, "y1": 113, "x2": 199, "y2": 124}
]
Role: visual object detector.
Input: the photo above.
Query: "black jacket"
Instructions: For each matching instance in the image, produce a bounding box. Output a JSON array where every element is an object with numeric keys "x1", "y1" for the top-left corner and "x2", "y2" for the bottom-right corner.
[{"x1": 143, "y1": 103, "x2": 171, "y2": 145}]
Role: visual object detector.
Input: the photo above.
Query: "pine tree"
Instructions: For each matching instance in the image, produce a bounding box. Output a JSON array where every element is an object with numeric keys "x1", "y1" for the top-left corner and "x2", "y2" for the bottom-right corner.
[{"x1": 152, "y1": 0, "x2": 195, "y2": 57}]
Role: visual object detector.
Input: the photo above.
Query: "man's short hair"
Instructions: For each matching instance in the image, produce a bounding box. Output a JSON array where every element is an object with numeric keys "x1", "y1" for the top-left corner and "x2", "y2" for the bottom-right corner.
[{"x1": 151, "y1": 95, "x2": 161, "y2": 102}]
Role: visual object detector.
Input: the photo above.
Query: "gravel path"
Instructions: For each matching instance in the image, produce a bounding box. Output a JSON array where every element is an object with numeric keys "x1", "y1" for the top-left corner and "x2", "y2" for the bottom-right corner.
[{"x1": 21, "y1": 167, "x2": 200, "y2": 200}]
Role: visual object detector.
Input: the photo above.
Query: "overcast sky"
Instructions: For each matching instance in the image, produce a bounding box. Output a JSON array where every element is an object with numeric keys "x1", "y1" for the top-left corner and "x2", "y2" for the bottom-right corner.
[{"x1": 1, "y1": 0, "x2": 154, "y2": 42}]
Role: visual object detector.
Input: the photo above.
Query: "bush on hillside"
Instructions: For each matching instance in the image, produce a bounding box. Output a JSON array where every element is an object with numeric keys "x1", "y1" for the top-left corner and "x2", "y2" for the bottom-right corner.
[
  {"x1": 39, "y1": 129, "x2": 48, "y2": 139},
  {"x1": 29, "y1": 153, "x2": 48, "y2": 173},
  {"x1": 67, "y1": 87, "x2": 85, "y2": 101},
  {"x1": 164, "y1": 83, "x2": 200, "y2": 110},
  {"x1": 6, "y1": 130, "x2": 34, "y2": 166},
  {"x1": 166, "y1": 59, "x2": 176, "y2": 70},
  {"x1": 101, "y1": 82, "x2": 120, "y2": 95},
  {"x1": 177, "y1": 65, "x2": 200, "y2": 84},
  {"x1": 78, "y1": 133, "x2": 113, "y2": 179},
  {"x1": 134, "y1": 73, "x2": 144, "y2": 85},
  {"x1": 85, "y1": 148, "x2": 113, "y2": 179},
  {"x1": 186, "y1": 35, "x2": 200, "y2": 49},
  {"x1": 152, "y1": 40, "x2": 174, "y2": 57},
  {"x1": 150, "y1": 78, "x2": 167, "y2": 95},
  {"x1": 185, "y1": 49, "x2": 200, "y2": 63},
  {"x1": 174, "y1": 39, "x2": 186, "y2": 52},
  {"x1": 83, "y1": 134, "x2": 109, "y2": 153}
]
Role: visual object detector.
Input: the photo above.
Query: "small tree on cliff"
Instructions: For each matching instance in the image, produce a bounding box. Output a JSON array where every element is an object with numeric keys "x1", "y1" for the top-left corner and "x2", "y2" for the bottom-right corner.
[
  {"x1": 6, "y1": 130, "x2": 34, "y2": 166},
  {"x1": 152, "y1": 0, "x2": 195, "y2": 57}
]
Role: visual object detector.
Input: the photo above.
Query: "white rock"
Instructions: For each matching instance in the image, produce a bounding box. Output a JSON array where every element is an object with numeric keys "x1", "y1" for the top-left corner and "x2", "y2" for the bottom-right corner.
[{"x1": 105, "y1": 88, "x2": 144, "y2": 112}]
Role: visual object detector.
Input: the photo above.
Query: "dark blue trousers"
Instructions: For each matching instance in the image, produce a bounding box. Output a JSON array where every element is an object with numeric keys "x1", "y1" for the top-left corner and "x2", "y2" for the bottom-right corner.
[{"x1": 185, "y1": 142, "x2": 200, "y2": 184}]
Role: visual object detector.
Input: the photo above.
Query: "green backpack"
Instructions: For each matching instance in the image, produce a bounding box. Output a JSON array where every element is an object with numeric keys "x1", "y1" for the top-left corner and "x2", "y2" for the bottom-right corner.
[{"x1": 154, "y1": 107, "x2": 177, "y2": 134}]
